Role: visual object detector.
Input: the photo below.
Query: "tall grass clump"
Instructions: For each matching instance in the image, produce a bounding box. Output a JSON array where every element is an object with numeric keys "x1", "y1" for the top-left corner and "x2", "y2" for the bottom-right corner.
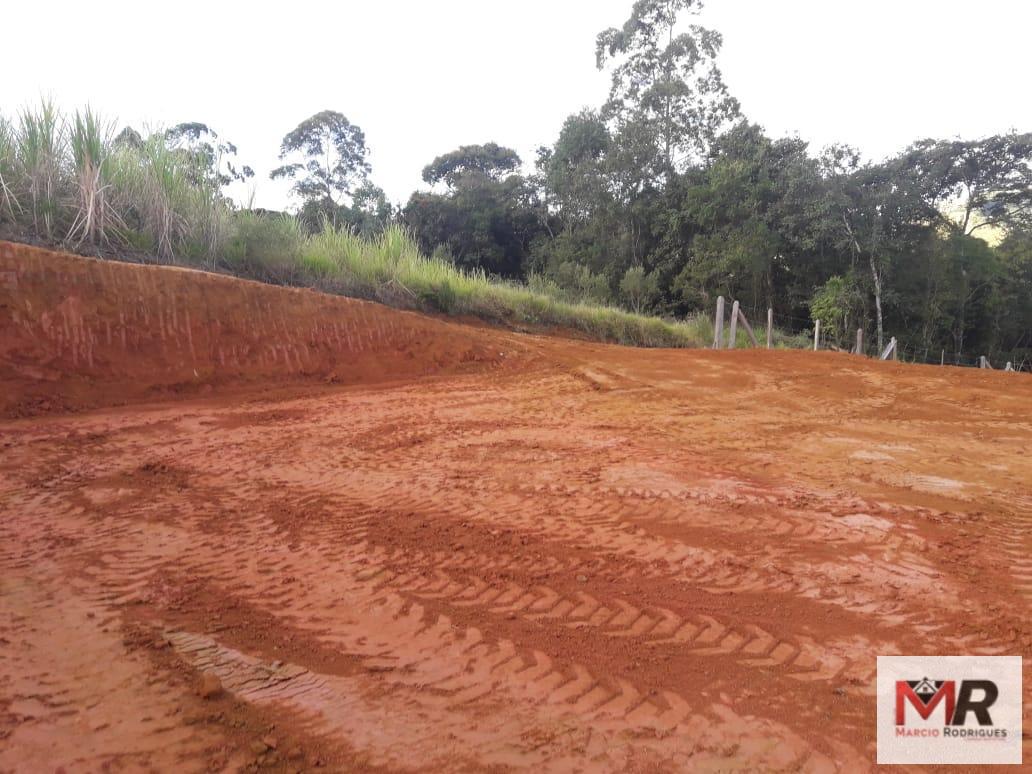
[
  {"x1": 110, "y1": 132, "x2": 230, "y2": 262},
  {"x1": 1, "y1": 101, "x2": 231, "y2": 263},
  {"x1": 16, "y1": 100, "x2": 64, "y2": 240},
  {"x1": 113, "y1": 135, "x2": 190, "y2": 260},
  {"x1": 67, "y1": 108, "x2": 123, "y2": 247},
  {"x1": 0, "y1": 116, "x2": 19, "y2": 221},
  {"x1": 301, "y1": 222, "x2": 368, "y2": 285},
  {"x1": 223, "y1": 210, "x2": 304, "y2": 280}
]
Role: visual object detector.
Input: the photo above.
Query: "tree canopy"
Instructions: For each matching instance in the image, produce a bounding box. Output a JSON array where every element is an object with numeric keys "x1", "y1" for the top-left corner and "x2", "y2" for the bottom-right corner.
[
  {"x1": 271, "y1": 111, "x2": 371, "y2": 209},
  {"x1": 270, "y1": 110, "x2": 389, "y2": 234},
  {"x1": 422, "y1": 143, "x2": 522, "y2": 188}
]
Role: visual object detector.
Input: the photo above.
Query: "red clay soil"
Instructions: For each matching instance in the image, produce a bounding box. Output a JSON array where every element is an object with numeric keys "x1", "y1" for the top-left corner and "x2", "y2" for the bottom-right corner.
[{"x1": 1, "y1": 242, "x2": 1031, "y2": 772}]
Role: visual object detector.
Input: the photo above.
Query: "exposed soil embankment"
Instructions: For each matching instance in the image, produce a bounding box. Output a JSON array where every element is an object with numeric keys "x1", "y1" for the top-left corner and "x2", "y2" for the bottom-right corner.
[{"x1": 0, "y1": 241, "x2": 518, "y2": 416}]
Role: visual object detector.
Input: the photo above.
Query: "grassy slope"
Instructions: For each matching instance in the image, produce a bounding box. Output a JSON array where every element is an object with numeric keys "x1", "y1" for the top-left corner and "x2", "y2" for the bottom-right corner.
[{"x1": 178, "y1": 213, "x2": 714, "y2": 349}]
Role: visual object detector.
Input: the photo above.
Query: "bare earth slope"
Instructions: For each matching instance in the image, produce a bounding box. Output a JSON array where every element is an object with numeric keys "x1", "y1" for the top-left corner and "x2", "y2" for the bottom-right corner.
[
  {"x1": 2, "y1": 243, "x2": 1030, "y2": 772},
  {"x1": 0, "y1": 241, "x2": 517, "y2": 417}
]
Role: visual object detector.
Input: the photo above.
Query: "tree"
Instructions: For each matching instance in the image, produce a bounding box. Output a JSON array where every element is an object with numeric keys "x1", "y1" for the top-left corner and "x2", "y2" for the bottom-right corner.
[
  {"x1": 270, "y1": 111, "x2": 372, "y2": 224},
  {"x1": 165, "y1": 122, "x2": 254, "y2": 190},
  {"x1": 527, "y1": 0, "x2": 745, "y2": 308},
  {"x1": 620, "y1": 265, "x2": 659, "y2": 313},
  {"x1": 113, "y1": 126, "x2": 143, "y2": 150},
  {"x1": 536, "y1": 111, "x2": 612, "y2": 228},
  {"x1": 673, "y1": 123, "x2": 826, "y2": 314},
  {"x1": 809, "y1": 276, "x2": 861, "y2": 348},
  {"x1": 422, "y1": 143, "x2": 522, "y2": 187},
  {"x1": 405, "y1": 143, "x2": 545, "y2": 278},
  {"x1": 596, "y1": 0, "x2": 739, "y2": 181},
  {"x1": 533, "y1": 111, "x2": 625, "y2": 277},
  {"x1": 992, "y1": 230, "x2": 1032, "y2": 365},
  {"x1": 899, "y1": 133, "x2": 1032, "y2": 237},
  {"x1": 341, "y1": 180, "x2": 394, "y2": 237},
  {"x1": 822, "y1": 149, "x2": 920, "y2": 353}
]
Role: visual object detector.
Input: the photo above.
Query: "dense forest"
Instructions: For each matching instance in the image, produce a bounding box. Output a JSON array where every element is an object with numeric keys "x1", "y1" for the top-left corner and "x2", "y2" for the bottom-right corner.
[
  {"x1": 398, "y1": 0, "x2": 1031, "y2": 365},
  {"x1": 2, "y1": 0, "x2": 1030, "y2": 364}
]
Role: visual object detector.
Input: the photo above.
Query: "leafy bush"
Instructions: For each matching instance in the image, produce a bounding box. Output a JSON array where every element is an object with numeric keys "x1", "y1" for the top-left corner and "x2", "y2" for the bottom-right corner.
[
  {"x1": 619, "y1": 266, "x2": 659, "y2": 314},
  {"x1": 809, "y1": 275, "x2": 860, "y2": 346}
]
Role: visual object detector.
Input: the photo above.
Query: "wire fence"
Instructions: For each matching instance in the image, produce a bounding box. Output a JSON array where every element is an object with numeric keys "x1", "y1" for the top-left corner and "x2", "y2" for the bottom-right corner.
[{"x1": 722, "y1": 300, "x2": 1031, "y2": 373}]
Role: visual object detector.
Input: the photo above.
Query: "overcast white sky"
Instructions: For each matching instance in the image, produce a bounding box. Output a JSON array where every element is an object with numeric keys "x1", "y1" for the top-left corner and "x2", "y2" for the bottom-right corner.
[{"x1": 4, "y1": 0, "x2": 1030, "y2": 210}]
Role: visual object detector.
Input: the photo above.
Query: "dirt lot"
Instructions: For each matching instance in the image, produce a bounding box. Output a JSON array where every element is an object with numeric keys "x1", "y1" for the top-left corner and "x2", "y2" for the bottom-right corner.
[{"x1": 2, "y1": 243, "x2": 1031, "y2": 771}]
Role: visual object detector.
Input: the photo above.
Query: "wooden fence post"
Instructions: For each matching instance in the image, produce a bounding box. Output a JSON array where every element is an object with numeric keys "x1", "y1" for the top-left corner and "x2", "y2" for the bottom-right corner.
[
  {"x1": 813, "y1": 319, "x2": 821, "y2": 351},
  {"x1": 879, "y1": 337, "x2": 897, "y2": 361},
  {"x1": 737, "y1": 308, "x2": 759, "y2": 347},
  {"x1": 941, "y1": 349, "x2": 945, "y2": 366},
  {"x1": 855, "y1": 328, "x2": 863, "y2": 356},
  {"x1": 713, "y1": 296, "x2": 725, "y2": 349},
  {"x1": 729, "y1": 300, "x2": 740, "y2": 349},
  {"x1": 766, "y1": 308, "x2": 773, "y2": 349}
]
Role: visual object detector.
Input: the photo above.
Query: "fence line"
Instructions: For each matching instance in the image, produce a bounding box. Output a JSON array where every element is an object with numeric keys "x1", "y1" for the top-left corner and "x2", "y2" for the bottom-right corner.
[{"x1": 709, "y1": 297, "x2": 1030, "y2": 372}]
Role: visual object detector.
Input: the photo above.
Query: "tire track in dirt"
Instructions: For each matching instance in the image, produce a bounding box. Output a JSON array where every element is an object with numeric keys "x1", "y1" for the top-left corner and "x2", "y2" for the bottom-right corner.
[
  {"x1": 163, "y1": 627, "x2": 854, "y2": 772},
  {"x1": 30, "y1": 474, "x2": 1014, "y2": 767},
  {"x1": 0, "y1": 488, "x2": 871, "y2": 771},
  {"x1": 302, "y1": 477, "x2": 949, "y2": 626},
  {"x1": 0, "y1": 569, "x2": 236, "y2": 773},
  {"x1": 7, "y1": 405, "x2": 1009, "y2": 702}
]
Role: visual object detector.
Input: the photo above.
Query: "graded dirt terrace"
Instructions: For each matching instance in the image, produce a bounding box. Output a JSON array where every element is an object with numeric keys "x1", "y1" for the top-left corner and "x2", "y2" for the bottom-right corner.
[{"x1": 2, "y1": 243, "x2": 1031, "y2": 772}]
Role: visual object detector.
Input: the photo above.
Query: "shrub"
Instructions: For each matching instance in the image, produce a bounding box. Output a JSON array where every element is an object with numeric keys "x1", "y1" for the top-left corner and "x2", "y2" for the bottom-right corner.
[{"x1": 224, "y1": 211, "x2": 303, "y2": 281}]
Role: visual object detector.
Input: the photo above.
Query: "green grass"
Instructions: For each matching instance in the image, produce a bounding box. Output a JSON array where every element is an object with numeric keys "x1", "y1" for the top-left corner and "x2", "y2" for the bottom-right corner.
[
  {"x1": 0, "y1": 115, "x2": 18, "y2": 220},
  {"x1": 16, "y1": 100, "x2": 64, "y2": 240},
  {"x1": 237, "y1": 219, "x2": 709, "y2": 347}
]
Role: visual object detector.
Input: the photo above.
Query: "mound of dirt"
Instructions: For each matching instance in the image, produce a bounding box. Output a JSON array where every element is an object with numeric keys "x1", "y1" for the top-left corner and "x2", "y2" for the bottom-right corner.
[{"x1": 0, "y1": 241, "x2": 521, "y2": 417}]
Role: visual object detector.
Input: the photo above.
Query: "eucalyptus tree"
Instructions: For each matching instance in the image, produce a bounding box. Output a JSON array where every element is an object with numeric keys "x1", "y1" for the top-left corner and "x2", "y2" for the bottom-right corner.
[
  {"x1": 271, "y1": 110, "x2": 372, "y2": 225},
  {"x1": 421, "y1": 143, "x2": 522, "y2": 187},
  {"x1": 596, "y1": 0, "x2": 740, "y2": 185}
]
